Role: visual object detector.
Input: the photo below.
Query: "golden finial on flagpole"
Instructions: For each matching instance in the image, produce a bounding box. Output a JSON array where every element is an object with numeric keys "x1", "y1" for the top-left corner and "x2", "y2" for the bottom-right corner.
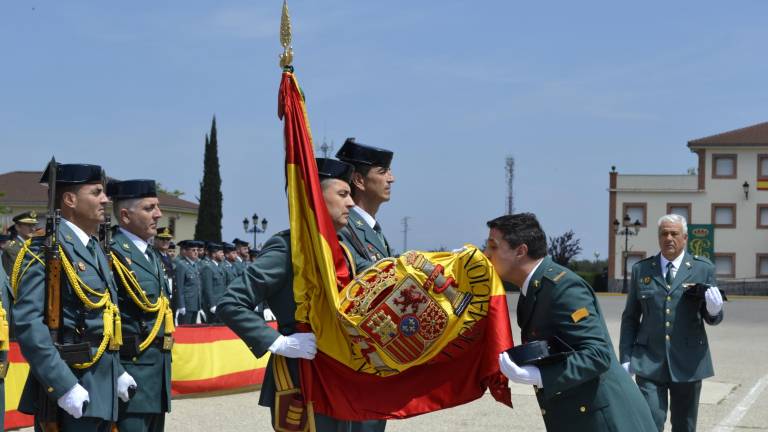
[{"x1": 279, "y1": 0, "x2": 293, "y2": 68}]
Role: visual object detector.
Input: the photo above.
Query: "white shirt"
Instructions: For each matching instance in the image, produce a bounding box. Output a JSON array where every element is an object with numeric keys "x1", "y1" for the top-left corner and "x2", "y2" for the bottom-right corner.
[
  {"x1": 353, "y1": 206, "x2": 377, "y2": 229},
  {"x1": 520, "y1": 258, "x2": 545, "y2": 296},
  {"x1": 660, "y1": 251, "x2": 685, "y2": 280},
  {"x1": 63, "y1": 219, "x2": 92, "y2": 248},
  {"x1": 119, "y1": 227, "x2": 150, "y2": 259}
]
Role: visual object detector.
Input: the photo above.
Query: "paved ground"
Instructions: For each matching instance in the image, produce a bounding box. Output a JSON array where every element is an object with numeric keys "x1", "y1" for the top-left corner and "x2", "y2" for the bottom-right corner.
[{"x1": 20, "y1": 293, "x2": 768, "y2": 431}]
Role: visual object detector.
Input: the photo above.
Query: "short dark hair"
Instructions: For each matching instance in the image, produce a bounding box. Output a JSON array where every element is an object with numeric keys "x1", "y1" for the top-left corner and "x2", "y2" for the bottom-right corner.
[
  {"x1": 486, "y1": 213, "x2": 547, "y2": 259},
  {"x1": 348, "y1": 163, "x2": 373, "y2": 198},
  {"x1": 54, "y1": 184, "x2": 83, "y2": 210}
]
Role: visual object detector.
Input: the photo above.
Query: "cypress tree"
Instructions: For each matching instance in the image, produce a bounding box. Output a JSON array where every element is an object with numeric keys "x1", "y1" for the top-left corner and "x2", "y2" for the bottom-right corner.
[{"x1": 194, "y1": 116, "x2": 223, "y2": 242}]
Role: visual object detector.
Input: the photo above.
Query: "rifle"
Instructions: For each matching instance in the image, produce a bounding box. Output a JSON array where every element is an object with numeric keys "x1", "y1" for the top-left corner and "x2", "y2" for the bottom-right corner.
[
  {"x1": 99, "y1": 169, "x2": 113, "y2": 270},
  {"x1": 40, "y1": 157, "x2": 61, "y2": 432}
]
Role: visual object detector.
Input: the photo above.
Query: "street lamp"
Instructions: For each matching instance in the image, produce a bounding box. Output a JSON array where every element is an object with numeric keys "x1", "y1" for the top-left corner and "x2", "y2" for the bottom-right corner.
[
  {"x1": 243, "y1": 213, "x2": 268, "y2": 248},
  {"x1": 613, "y1": 214, "x2": 641, "y2": 294},
  {"x1": 743, "y1": 181, "x2": 750, "y2": 200}
]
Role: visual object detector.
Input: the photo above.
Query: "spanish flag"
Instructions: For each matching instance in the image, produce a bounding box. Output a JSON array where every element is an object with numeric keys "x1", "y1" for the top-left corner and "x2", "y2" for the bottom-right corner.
[{"x1": 279, "y1": 69, "x2": 514, "y2": 420}]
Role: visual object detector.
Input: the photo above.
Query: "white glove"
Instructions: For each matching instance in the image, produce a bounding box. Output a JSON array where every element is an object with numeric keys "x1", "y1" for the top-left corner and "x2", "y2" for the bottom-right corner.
[
  {"x1": 622, "y1": 362, "x2": 632, "y2": 375},
  {"x1": 268, "y1": 333, "x2": 317, "y2": 359},
  {"x1": 210, "y1": 306, "x2": 217, "y2": 314},
  {"x1": 263, "y1": 308, "x2": 276, "y2": 321},
  {"x1": 705, "y1": 287, "x2": 723, "y2": 316},
  {"x1": 117, "y1": 372, "x2": 137, "y2": 402},
  {"x1": 498, "y1": 352, "x2": 542, "y2": 387},
  {"x1": 57, "y1": 383, "x2": 90, "y2": 419},
  {"x1": 196, "y1": 310, "x2": 207, "y2": 324},
  {"x1": 178, "y1": 307, "x2": 186, "y2": 316}
]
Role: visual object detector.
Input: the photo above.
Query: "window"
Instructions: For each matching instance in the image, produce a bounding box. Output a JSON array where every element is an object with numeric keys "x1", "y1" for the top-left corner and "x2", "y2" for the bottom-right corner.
[
  {"x1": 666, "y1": 203, "x2": 691, "y2": 223},
  {"x1": 712, "y1": 154, "x2": 737, "y2": 178},
  {"x1": 714, "y1": 253, "x2": 735, "y2": 278},
  {"x1": 712, "y1": 204, "x2": 736, "y2": 228},
  {"x1": 757, "y1": 254, "x2": 768, "y2": 278},
  {"x1": 757, "y1": 205, "x2": 768, "y2": 229},
  {"x1": 622, "y1": 202, "x2": 647, "y2": 227},
  {"x1": 758, "y1": 154, "x2": 768, "y2": 180}
]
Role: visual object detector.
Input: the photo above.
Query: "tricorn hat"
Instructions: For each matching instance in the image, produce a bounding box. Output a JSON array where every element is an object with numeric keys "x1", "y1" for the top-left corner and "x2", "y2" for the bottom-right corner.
[
  {"x1": 335, "y1": 138, "x2": 393, "y2": 169},
  {"x1": 107, "y1": 179, "x2": 157, "y2": 200},
  {"x1": 40, "y1": 163, "x2": 103, "y2": 185},
  {"x1": 316, "y1": 158, "x2": 354, "y2": 183},
  {"x1": 506, "y1": 336, "x2": 574, "y2": 367}
]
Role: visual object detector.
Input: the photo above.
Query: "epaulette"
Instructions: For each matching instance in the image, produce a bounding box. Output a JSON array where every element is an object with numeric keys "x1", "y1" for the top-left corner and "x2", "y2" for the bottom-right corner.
[
  {"x1": 691, "y1": 254, "x2": 713, "y2": 265},
  {"x1": 542, "y1": 265, "x2": 569, "y2": 284}
]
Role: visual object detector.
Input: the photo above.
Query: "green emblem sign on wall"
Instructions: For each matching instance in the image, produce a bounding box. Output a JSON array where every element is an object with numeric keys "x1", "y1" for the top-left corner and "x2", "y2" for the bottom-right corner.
[{"x1": 688, "y1": 224, "x2": 714, "y2": 259}]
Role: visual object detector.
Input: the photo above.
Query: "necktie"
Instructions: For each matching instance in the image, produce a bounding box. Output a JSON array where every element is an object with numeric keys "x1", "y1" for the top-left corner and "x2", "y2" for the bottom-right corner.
[
  {"x1": 373, "y1": 222, "x2": 386, "y2": 249},
  {"x1": 87, "y1": 238, "x2": 100, "y2": 271},
  {"x1": 665, "y1": 261, "x2": 674, "y2": 288}
]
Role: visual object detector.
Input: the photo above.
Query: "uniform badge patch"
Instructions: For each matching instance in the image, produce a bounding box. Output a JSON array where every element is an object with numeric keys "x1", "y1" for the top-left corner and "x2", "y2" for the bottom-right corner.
[
  {"x1": 571, "y1": 307, "x2": 589, "y2": 323},
  {"x1": 77, "y1": 261, "x2": 86, "y2": 272},
  {"x1": 643, "y1": 276, "x2": 651, "y2": 285}
]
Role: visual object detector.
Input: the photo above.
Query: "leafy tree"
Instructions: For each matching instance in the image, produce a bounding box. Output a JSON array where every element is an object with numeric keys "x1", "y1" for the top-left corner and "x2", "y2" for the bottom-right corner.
[
  {"x1": 156, "y1": 183, "x2": 185, "y2": 198},
  {"x1": 194, "y1": 116, "x2": 223, "y2": 242},
  {"x1": 548, "y1": 229, "x2": 582, "y2": 266}
]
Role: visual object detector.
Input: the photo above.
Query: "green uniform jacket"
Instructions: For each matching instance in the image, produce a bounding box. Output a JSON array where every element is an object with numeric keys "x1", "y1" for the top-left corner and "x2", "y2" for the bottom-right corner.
[
  {"x1": 338, "y1": 208, "x2": 391, "y2": 273},
  {"x1": 1, "y1": 236, "x2": 23, "y2": 279},
  {"x1": 519, "y1": 257, "x2": 655, "y2": 431},
  {"x1": 217, "y1": 231, "x2": 299, "y2": 409},
  {"x1": 619, "y1": 252, "x2": 722, "y2": 383},
  {"x1": 201, "y1": 259, "x2": 227, "y2": 313},
  {"x1": 174, "y1": 256, "x2": 201, "y2": 312},
  {"x1": 110, "y1": 230, "x2": 172, "y2": 414},
  {"x1": 13, "y1": 222, "x2": 124, "y2": 421},
  {"x1": 222, "y1": 260, "x2": 238, "y2": 287},
  {"x1": 0, "y1": 264, "x2": 10, "y2": 430},
  {"x1": 232, "y1": 259, "x2": 246, "y2": 277}
]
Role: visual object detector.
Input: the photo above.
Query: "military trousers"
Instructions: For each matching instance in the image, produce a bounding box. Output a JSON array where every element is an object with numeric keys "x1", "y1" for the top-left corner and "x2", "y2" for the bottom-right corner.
[
  {"x1": 270, "y1": 409, "x2": 386, "y2": 432},
  {"x1": 636, "y1": 376, "x2": 702, "y2": 432},
  {"x1": 116, "y1": 412, "x2": 165, "y2": 432},
  {"x1": 42, "y1": 414, "x2": 114, "y2": 432}
]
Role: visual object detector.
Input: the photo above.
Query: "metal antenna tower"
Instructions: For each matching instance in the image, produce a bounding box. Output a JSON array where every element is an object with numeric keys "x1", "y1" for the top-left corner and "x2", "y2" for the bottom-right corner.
[
  {"x1": 401, "y1": 216, "x2": 411, "y2": 251},
  {"x1": 319, "y1": 137, "x2": 334, "y2": 158},
  {"x1": 505, "y1": 156, "x2": 515, "y2": 214}
]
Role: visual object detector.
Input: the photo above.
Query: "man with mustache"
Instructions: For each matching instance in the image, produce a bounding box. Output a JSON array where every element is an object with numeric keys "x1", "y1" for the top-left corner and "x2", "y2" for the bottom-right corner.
[
  {"x1": 107, "y1": 179, "x2": 172, "y2": 432},
  {"x1": 620, "y1": 214, "x2": 724, "y2": 432}
]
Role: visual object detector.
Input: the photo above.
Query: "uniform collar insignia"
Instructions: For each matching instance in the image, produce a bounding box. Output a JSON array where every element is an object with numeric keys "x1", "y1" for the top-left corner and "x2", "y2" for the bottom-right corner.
[
  {"x1": 643, "y1": 276, "x2": 651, "y2": 284},
  {"x1": 533, "y1": 280, "x2": 540, "y2": 288},
  {"x1": 77, "y1": 261, "x2": 86, "y2": 271},
  {"x1": 122, "y1": 242, "x2": 131, "y2": 250},
  {"x1": 355, "y1": 219, "x2": 364, "y2": 227},
  {"x1": 65, "y1": 234, "x2": 73, "y2": 242},
  {"x1": 685, "y1": 261, "x2": 691, "y2": 268}
]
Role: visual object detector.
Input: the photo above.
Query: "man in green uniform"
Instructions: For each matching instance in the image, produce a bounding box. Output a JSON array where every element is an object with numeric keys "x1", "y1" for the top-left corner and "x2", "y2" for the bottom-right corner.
[
  {"x1": 107, "y1": 179, "x2": 173, "y2": 432},
  {"x1": 154, "y1": 227, "x2": 176, "y2": 314},
  {"x1": 0, "y1": 263, "x2": 11, "y2": 431},
  {"x1": 219, "y1": 158, "x2": 388, "y2": 432},
  {"x1": 620, "y1": 214, "x2": 724, "y2": 432},
  {"x1": 231, "y1": 238, "x2": 249, "y2": 274},
  {"x1": 487, "y1": 213, "x2": 656, "y2": 432},
  {"x1": 13, "y1": 163, "x2": 136, "y2": 431},
  {"x1": 221, "y1": 242, "x2": 239, "y2": 286},
  {"x1": 174, "y1": 240, "x2": 202, "y2": 324},
  {"x1": 2, "y1": 211, "x2": 39, "y2": 277},
  {"x1": 336, "y1": 138, "x2": 395, "y2": 272},
  {"x1": 201, "y1": 242, "x2": 226, "y2": 323}
]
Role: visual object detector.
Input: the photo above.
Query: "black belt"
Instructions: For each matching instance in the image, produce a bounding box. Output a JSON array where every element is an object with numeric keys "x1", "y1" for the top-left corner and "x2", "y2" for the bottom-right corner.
[
  {"x1": 61, "y1": 332, "x2": 109, "y2": 347},
  {"x1": 121, "y1": 334, "x2": 174, "y2": 357}
]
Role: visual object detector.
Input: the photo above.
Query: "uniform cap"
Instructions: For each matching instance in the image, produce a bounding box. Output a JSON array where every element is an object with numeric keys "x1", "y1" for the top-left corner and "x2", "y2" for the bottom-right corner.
[
  {"x1": 155, "y1": 227, "x2": 173, "y2": 239},
  {"x1": 107, "y1": 179, "x2": 157, "y2": 200},
  {"x1": 335, "y1": 137, "x2": 393, "y2": 169},
  {"x1": 13, "y1": 211, "x2": 39, "y2": 225},
  {"x1": 39, "y1": 163, "x2": 103, "y2": 185},
  {"x1": 316, "y1": 158, "x2": 354, "y2": 183}
]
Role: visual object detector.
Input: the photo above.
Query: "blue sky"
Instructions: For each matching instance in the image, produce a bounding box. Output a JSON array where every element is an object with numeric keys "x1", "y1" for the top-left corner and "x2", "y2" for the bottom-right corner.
[{"x1": 2, "y1": 1, "x2": 767, "y2": 258}]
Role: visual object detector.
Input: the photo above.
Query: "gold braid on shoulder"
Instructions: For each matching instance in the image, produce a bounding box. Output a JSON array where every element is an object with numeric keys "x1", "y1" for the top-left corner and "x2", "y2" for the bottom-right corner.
[
  {"x1": 11, "y1": 239, "x2": 122, "y2": 369},
  {"x1": 110, "y1": 252, "x2": 175, "y2": 353}
]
